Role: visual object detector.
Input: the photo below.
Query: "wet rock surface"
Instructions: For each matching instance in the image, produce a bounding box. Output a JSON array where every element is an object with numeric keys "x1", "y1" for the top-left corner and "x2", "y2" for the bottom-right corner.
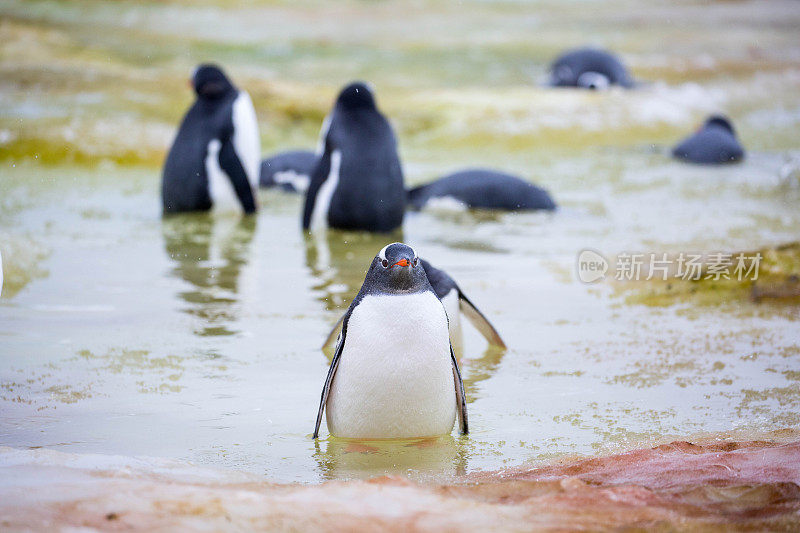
[{"x1": 2, "y1": 435, "x2": 798, "y2": 531}]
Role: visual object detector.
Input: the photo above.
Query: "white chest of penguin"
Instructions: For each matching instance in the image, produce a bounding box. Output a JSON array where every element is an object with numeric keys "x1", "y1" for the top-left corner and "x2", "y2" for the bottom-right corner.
[
  {"x1": 206, "y1": 92, "x2": 260, "y2": 212},
  {"x1": 326, "y1": 291, "x2": 456, "y2": 439}
]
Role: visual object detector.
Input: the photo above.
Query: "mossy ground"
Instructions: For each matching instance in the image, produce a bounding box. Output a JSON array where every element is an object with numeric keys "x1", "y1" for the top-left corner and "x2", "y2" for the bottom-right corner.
[
  {"x1": 2, "y1": 0, "x2": 799, "y2": 172},
  {"x1": 619, "y1": 242, "x2": 800, "y2": 307}
]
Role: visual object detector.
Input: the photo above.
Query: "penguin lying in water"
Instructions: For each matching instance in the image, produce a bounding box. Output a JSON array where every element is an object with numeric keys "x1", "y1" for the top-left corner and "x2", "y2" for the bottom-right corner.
[
  {"x1": 407, "y1": 169, "x2": 556, "y2": 212},
  {"x1": 672, "y1": 115, "x2": 745, "y2": 164},
  {"x1": 548, "y1": 47, "x2": 634, "y2": 89},
  {"x1": 313, "y1": 243, "x2": 468, "y2": 439},
  {"x1": 321, "y1": 257, "x2": 506, "y2": 357},
  {"x1": 303, "y1": 82, "x2": 405, "y2": 233},
  {"x1": 259, "y1": 149, "x2": 317, "y2": 192},
  {"x1": 162, "y1": 64, "x2": 260, "y2": 215}
]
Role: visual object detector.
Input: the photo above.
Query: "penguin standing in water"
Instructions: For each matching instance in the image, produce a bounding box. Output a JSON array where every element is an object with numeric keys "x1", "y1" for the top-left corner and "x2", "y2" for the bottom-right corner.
[
  {"x1": 321, "y1": 258, "x2": 506, "y2": 357},
  {"x1": 313, "y1": 243, "x2": 468, "y2": 439},
  {"x1": 672, "y1": 115, "x2": 745, "y2": 164},
  {"x1": 548, "y1": 48, "x2": 634, "y2": 89},
  {"x1": 303, "y1": 82, "x2": 405, "y2": 233},
  {"x1": 162, "y1": 64, "x2": 260, "y2": 214}
]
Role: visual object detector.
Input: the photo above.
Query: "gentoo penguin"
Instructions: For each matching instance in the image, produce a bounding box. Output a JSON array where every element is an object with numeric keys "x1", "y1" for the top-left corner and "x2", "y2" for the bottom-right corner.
[
  {"x1": 321, "y1": 258, "x2": 506, "y2": 357},
  {"x1": 407, "y1": 169, "x2": 556, "y2": 211},
  {"x1": 162, "y1": 64, "x2": 260, "y2": 214},
  {"x1": 259, "y1": 149, "x2": 317, "y2": 192},
  {"x1": 548, "y1": 48, "x2": 634, "y2": 89},
  {"x1": 302, "y1": 82, "x2": 405, "y2": 233},
  {"x1": 313, "y1": 243, "x2": 468, "y2": 439},
  {"x1": 672, "y1": 115, "x2": 745, "y2": 164}
]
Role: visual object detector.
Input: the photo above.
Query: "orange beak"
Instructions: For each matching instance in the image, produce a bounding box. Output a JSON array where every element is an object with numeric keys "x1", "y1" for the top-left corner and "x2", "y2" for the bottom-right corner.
[{"x1": 393, "y1": 259, "x2": 410, "y2": 267}]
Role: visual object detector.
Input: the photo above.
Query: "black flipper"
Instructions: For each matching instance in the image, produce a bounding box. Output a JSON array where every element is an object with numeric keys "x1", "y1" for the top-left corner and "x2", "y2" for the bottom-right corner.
[
  {"x1": 218, "y1": 137, "x2": 256, "y2": 214},
  {"x1": 313, "y1": 317, "x2": 348, "y2": 438},
  {"x1": 458, "y1": 291, "x2": 506, "y2": 348},
  {"x1": 451, "y1": 344, "x2": 468, "y2": 435}
]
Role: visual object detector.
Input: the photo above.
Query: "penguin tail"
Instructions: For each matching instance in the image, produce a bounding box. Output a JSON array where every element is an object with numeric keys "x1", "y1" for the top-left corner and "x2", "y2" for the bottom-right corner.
[{"x1": 458, "y1": 291, "x2": 506, "y2": 348}]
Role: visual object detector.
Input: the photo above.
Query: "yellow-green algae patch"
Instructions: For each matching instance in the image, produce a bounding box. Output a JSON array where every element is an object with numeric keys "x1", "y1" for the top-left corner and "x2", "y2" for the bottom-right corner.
[
  {"x1": 0, "y1": 136, "x2": 166, "y2": 167},
  {"x1": 617, "y1": 242, "x2": 800, "y2": 308},
  {"x1": 0, "y1": 233, "x2": 50, "y2": 299},
  {"x1": 4, "y1": 0, "x2": 800, "y2": 170},
  {"x1": 75, "y1": 348, "x2": 186, "y2": 375}
]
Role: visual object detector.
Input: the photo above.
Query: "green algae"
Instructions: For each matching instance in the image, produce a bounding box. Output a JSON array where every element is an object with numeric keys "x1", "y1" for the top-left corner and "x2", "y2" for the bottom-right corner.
[
  {"x1": 620, "y1": 242, "x2": 800, "y2": 308},
  {"x1": 0, "y1": 136, "x2": 165, "y2": 167},
  {"x1": 3, "y1": 0, "x2": 800, "y2": 171},
  {"x1": 0, "y1": 233, "x2": 50, "y2": 299}
]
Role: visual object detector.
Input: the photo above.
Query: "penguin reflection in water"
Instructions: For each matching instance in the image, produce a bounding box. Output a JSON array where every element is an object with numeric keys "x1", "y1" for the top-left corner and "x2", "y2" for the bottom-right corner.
[
  {"x1": 303, "y1": 82, "x2": 405, "y2": 233},
  {"x1": 162, "y1": 64, "x2": 260, "y2": 215},
  {"x1": 162, "y1": 214, "x2": 256, "y2": 336},
  {"x1": 313, "y1": 243, "x2": 468, "y2": 439}
]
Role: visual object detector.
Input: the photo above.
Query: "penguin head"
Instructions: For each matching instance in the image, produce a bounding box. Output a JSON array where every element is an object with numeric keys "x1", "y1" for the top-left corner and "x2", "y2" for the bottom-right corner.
[
  {"x1": 704, "y1": 115, "x2": 736, "y2": 136},
  {"x1": 336, "y1": 81, "x2": 376, "y2": 110},
  {"x1": 191, "y1": 64, "x2": 234, "y2": 99},
  {"x1": 365, "y1": 243, "x2": 426, "y2": 293}
]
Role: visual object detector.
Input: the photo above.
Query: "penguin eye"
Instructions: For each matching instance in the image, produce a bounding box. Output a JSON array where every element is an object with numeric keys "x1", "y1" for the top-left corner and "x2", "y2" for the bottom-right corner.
[
  {"x1": 413, "y1": 258, "x2": 419, "y2": 267},
  {"x1": 381, "y1": 259, "x2": 389, "y2": 268}
]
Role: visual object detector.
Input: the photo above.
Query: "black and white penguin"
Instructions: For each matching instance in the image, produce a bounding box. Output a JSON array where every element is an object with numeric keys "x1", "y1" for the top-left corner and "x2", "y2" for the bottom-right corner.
[
  {"x1": 313, "y1": 243, "x2": 468, "y2": 439},
  {"x1": 302, "y1": 82, "x2": 405, "y2": 233},
  {"x1": 548, "y1": 47, "x2": 634, "y2": 89},
  {"x1": 672, "y1": 115, "x2": 745, "y2": 164},
  {"x1": 259, "y1": 149, "x2": 317, "y2": 192},
  {"x1": 321, "y1": 258, "x2": 506, "y2": 357},
  {"x1": 407, "y1": 169, "x2": 557, "y2": 212},
  {"x1": 162, "y1": 64, "x2": 260, "y2": 214}
]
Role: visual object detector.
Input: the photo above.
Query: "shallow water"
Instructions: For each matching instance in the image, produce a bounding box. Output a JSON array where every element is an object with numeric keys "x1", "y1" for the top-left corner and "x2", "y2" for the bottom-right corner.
[
  {"x1": 2, "y1": 155, "x2": 798, "y2": 482},
  {"x1": 1, "y1": 0, "x2": 800, "y2": 484}
]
